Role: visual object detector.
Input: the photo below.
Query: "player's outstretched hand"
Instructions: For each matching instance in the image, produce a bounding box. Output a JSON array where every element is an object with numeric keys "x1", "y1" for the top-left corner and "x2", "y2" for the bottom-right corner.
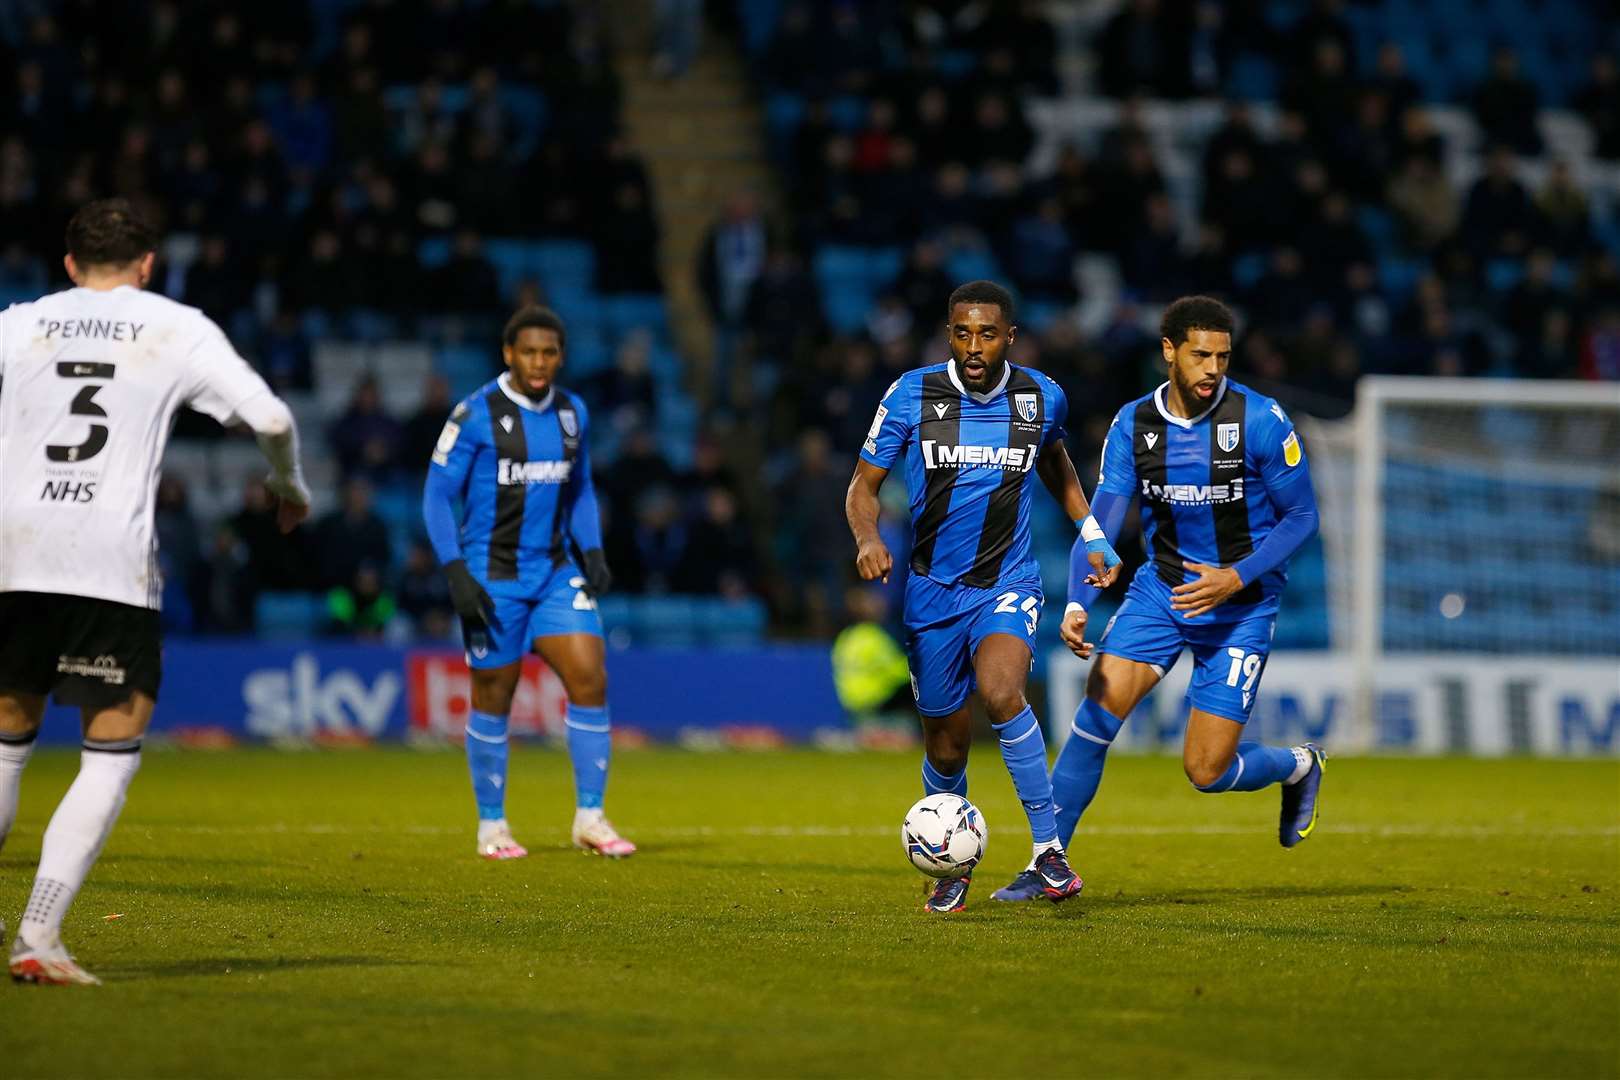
[
  {"x1": 1171, "y1": 561, "x2": 1245, "y2": 619},
  {"x1": 444, "y1": 558, "x2": 497, "y2": 626},
  {"x1": 855, "y1": 538, "x2": 893, "y2": 584},
  {"x1": 1059, "y1": 605, "x2": 1093, "y2": 659},
  {"x1": 265, "y1": 475, "x2": 312, "y2": 534},
  {"x1": 582, "y1": 548, "x2": 612, "y2": 597}
]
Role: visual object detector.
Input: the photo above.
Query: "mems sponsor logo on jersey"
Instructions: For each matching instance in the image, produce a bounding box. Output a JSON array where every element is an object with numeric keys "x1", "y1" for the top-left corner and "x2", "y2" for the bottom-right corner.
[
  {"x1": 497, "y1": 458, "x2": 573, "y2": 485},
  {"x1": 1140, "y1": 478, "x2": 1245, "y2": 505},
  {"x1": 920, "y1": 441, "x2": 1038, "y2": 472}
]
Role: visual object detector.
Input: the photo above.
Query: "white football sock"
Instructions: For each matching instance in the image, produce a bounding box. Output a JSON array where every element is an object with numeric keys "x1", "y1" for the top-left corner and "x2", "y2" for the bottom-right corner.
[
  {"x1": 19, "y1": 744, "x2": 141, "y2": 947},
  {"x1": 1028, "y1": 838, "x2": 1062, "y2": 869},
  {"x1": 0, "y1": 735, "x2": 36, "y2": 853},
  {"x1": 1284, "y1": 746, "x2": 1314, "y2": 785},
  {"x1": 477, "y1": 818, "x2": 509, "y2": 838}
]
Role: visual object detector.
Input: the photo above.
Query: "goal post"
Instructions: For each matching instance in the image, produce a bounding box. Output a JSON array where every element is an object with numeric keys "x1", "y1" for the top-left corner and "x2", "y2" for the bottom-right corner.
[{"x1": 1334, "y1": 376, "x2": 1620, "y2": 752}]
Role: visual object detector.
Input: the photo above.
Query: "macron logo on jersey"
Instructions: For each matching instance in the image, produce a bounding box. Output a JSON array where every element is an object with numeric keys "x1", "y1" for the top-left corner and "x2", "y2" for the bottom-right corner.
[
  {"x1": 921, "y1": 441, "x2": 1037, "y2": 471},
  {"x1": 1141, "y1": 478, "x2": 1245, "y2": 504},
  {"x1": 498, "y1": 458, "x2": 573, "y2": 485}
]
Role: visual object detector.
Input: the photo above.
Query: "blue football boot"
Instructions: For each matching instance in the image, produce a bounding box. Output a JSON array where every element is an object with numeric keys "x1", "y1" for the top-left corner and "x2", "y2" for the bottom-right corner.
[
  {"x1": 1033, "y1": 847, "x2": 1083, "y2": 901},
  {"x1": 990, "y1": 869, "x2": 1045, "y2": 902},
  {"x1": 924, "y1": 873, "x2": 971, "y2": 913},
  {"x1": 1279, "y1": 743, "x2": 1327, "y2": 848}
]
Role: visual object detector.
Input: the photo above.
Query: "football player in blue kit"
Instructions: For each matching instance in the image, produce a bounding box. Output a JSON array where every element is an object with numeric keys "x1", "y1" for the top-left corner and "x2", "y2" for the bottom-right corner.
[
  {"x1": 846, "y1": 281, "x2": 1123, "y2": 913},
  {"x1": 423, "y1": 306, "x2": 635, "y2": 860},
  {"x1": 995, "y1": 296, "x2": 1326, "y2": 901}
]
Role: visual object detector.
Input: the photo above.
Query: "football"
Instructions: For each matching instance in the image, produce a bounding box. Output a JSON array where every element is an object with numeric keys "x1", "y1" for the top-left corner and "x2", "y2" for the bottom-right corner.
[{"x1": 901, "y1": 793, "x2": 987, "y2": 878}]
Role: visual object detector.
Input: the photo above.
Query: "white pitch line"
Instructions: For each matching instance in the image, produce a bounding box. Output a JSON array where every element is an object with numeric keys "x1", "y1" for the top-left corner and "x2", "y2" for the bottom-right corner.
[{"x1": 132, "y1": 822, "x2": 1620, "y2": 839}]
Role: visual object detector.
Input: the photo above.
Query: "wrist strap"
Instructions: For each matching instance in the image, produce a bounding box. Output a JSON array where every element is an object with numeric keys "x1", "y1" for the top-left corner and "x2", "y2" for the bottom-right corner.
[
  {"x1": 1064, "y1": 601, "x2": 1086, "y2": 618},
  {"x1": 1078, "y1": 515, "x2": 1105, "y2": 543}
]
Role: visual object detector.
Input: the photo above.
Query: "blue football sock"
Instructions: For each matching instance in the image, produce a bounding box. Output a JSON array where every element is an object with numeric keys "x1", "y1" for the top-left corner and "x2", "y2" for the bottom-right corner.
[
  {"x1": 921, "y1": 757, "x2": 967, "y2": 797},
  {"x1": 565, "y1": 704, "x2": 611, "y2": 810},
  {"x1": 992, "y1": 705, "x2": 1058, "y2": 845},
  {"x1": 1195, "y1": 741, "x2": 1298, "y2": 793},
  {"x1": 1051, "y1": 698, "x2": 1124, "y2": 848},
  {"x1": 465, "y1": 710, "x2": 509, "y2": 821}
]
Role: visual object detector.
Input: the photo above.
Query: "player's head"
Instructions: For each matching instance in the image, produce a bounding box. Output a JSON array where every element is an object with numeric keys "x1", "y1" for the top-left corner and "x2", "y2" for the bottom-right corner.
[
  {"x1": 64, "y1": 197, "x2": 157, "y2": 287},
  {"x1": 945, "y1": 280, "x2": 1017, "y2": 393},
  {"x1": 502, "y1": 305, "x2": 566, "y2": 400},
  {"x1": 1160, "y1": 295, "x2": 1234, "y2": 405}
]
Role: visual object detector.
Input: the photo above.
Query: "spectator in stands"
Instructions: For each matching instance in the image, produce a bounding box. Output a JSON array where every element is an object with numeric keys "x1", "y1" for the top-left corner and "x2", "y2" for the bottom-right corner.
[
  {"x1": 1473, "y1": 48, "x2": 1543, "y2": 158},
  {"x1": 653, "y1": 0, "x2": 703, "y2": 79},
  {"x1": 1369, "y1": 43, "x2": 1421, "y2": 131},
  {"x1": 588, "y1": 330, "x2": 659, "y2": 430},
  {"x1": 1461, "y1": 146, "x2": 1538, "y2": 261},
  {"x1": 1301, "y1": 190, "x2": 1372, "y2": 292},
  {"x1": 1097, "y1": 0, "x2": 1176, "y2": 98},
  {"x1": 154, "y1": 474, "x2": 204, "y2": 630},
  {"x1": 324, "y1": 562, "x2": 397, "y2": 640},
  {"x1": 1283, "y1": 38, "x2": 1358, "y2": 152},
  {"x1": 1122, "y1": 193, "x2": 1184, "y2": 300},
  {"x1": 313, "y1": 477, "x2": 393, "y2": 591},
  {"x1": 745, "y1": 243, "x2": 819, "y2": 364},
  {"x1": 1505, "y1": 249, "x2": 1567, "y2": 347},
  {"x1": 398, "y1": 540, "x2": 455, "y2": 641},
  {"x1": 1005, "y1": 197, "x2": 1078, "y2": 304},
  {"x1": 595, "y1": 180, "x2": 663, "y2": 294},
  {"x1": 1574, "y1": 53, "x2": 1620, "y2": 160},
  {"x1": 621, "y1": 486, "x2": 689, "y2": 594},
  {"x1": 1387, "y1": 152, "x2": 1459, "y2": 254},
  {"x1": 698, "y1": 189, "x2": 768, "y2": 402},
  {"x1": 427, "y1": 229, "x2": 502, "y2": 314},
  {"x1": 1536, "y1": 161, "x2": 1591, "y2": 258},
  {"x1": 401, "y1": 373, "x2": 453, "y2": 473},
  {"x1": 199, "y1": 522, "x2": 256, "y2": 634},
  {"x1": 183, "y1": 234, "x2": 254, "y2": 326},
  {"x1": 329, "y1": 374, "x2": 403, "y2": 483},
  {"x1": 770, "y1": 429, "x2": 849, "y2": 634},
  {"x1": 676, "y1": 488, "x2": 758, "y2": 598},
  {"x1": 231, "y1": 478, "x2": 313, "y2": 594}
]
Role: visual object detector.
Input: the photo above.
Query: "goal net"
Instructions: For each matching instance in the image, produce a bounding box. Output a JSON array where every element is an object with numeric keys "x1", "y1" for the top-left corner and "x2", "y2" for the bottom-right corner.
[{"x1": 1311, "y1": 377, "x2": 1620, "y2": 751}]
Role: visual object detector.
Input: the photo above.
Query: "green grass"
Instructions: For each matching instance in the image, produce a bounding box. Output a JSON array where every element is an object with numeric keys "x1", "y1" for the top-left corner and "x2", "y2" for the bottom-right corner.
[{"x1": 2, "y1": 748, "x2": 1617, "y2": 1078}]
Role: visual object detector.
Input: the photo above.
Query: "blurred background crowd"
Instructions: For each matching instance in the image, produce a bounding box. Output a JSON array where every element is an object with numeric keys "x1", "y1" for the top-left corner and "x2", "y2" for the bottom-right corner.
[{"x1": 1, "y1": 0, "x2": 1616, "y2": 648}]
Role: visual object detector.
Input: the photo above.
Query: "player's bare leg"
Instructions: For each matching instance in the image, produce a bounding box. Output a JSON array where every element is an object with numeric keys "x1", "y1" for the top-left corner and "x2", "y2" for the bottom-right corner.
[
  {"x1": 918, "y1": 702, "x2": 973, "y2": 912},
  {"x1": 536, "y1": 632, "x2": 634, "y2": 857},
  {"x1": 11, "y1": 691, "x2": 152, "y2": 986},
  {"x1": 468, "y1": 662, "x2": 526, "y2": 859},
  {"x1": 1184, "y1": 706, "x2": 1325, "y2": 847},
  {"x1": 1002, "y1": 653, "x2": 1162, "y2": 901},
  {"x1": 973, "y1": 634, "x2": 1081, "y2": 901}
]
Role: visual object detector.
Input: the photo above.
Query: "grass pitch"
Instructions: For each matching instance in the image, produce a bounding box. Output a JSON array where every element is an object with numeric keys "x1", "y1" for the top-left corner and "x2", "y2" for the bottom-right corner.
[{"x1": 2, "y1": 747, "x2": 1616, "y2": 1078}]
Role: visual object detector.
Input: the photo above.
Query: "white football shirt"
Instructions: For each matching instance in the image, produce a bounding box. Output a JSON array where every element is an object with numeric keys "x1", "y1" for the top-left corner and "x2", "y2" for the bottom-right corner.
[{"x1": 0, "y1": 285, "x2": 275, "y2": 609}]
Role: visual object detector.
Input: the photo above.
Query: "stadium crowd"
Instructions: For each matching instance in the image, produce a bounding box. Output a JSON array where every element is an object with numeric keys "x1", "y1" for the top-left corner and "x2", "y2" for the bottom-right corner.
[{"x1": 2, "y1": 0, "x2": 1617, "y2": 642}]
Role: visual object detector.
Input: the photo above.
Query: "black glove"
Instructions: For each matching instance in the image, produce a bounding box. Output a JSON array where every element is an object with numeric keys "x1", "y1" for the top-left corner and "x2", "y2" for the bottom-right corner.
[
  {"x1": 444, "y1": 559, "x2": 496, "y2": 625},
  {"x1": 581, "y1": 548, "x2": 612, "y2": 598}
]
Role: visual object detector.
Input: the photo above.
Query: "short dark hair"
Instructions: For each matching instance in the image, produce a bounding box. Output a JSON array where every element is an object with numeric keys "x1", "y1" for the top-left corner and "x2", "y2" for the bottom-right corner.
[
  {"x1": 503, "y1": 305, "x2": 567, "y2": 350},
  {"x1": 65, "y1": 198, "x2": 158, "y2": 267},
  {"x1": 946, "y1": 279, "x2": 1016, "y2": 324},
  {"x1": 1160, "y1": 295, "x2": 1235, "y2": 345}
]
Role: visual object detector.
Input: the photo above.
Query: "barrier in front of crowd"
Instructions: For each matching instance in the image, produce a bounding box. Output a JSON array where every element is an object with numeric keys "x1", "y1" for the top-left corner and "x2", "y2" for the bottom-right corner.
[
  {"x1": 34, "y1": 642, "x2": 841, "y2": 747},
  {"x1": 32, "y1": 642, "x2": 1617, "y2": 756}
]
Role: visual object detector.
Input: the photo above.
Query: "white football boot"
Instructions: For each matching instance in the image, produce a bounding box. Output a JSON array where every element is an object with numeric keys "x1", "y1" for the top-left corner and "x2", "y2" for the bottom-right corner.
[
  {"x1": 572, "y1": 809, "x2": 636, "y2": 857},
  {"x1": 476, "y1": 820, "x2": 528, "y2": 860},
  {"x1": 10, "y1": 932, "x2": 101, "y2": 986}
]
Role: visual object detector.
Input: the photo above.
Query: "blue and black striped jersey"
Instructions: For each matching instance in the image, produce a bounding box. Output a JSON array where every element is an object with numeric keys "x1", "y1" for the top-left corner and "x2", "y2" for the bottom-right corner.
[
  {"x1": 859, "y1": 360, "x2": 1068, "y2": 589},
  {"x1": 424, "y1": 373, "x2": 601, "y2": 591},
  {"x1": 1096, "y1": 377, "x2": 1315, "y2": 617}
]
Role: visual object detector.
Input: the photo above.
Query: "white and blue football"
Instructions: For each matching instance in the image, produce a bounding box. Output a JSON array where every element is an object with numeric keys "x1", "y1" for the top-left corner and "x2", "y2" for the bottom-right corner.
[{"x1": 901, "y1": 793, "x2": 987, "y2": 878}]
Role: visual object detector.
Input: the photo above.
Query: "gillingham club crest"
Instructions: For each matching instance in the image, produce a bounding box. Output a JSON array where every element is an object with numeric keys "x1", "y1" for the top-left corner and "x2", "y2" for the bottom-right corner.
[
  {"x1": 1217, "y1": 421, "x2": 1240, "y2": 453},
  {"x1": 560, "y1": 409, "x2": 579, "y2": 437},
  {"x1": 1015, "y1": 393, "x2": 1038, "y2": 423}
]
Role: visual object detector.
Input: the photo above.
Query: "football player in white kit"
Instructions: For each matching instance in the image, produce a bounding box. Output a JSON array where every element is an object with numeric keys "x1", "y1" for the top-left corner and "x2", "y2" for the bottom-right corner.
[{"x1": 0, "y1": 199, "x2": 313, "y2": 985}]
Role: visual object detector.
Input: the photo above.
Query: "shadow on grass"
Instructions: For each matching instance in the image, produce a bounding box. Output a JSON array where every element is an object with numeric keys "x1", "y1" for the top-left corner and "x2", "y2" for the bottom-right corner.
[
  {"x1": 1106, "y1": 883, "x2": 1409, "y2": 907},
  {"x1": 104, "y1": 954, "x2": 419, "y2": 980}
]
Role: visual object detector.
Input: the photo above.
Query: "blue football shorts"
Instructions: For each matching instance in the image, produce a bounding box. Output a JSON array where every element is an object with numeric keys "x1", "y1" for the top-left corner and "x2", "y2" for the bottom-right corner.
[
  {"x1": 902, "y1": 573, "x2": 1043, "y2": 718},
  {"x1": 461, "y1": 560, "x2": 603, "y2": 669},
  {"x1": 1096, "y1": 576, "x2": 1277, "y2": 724}
]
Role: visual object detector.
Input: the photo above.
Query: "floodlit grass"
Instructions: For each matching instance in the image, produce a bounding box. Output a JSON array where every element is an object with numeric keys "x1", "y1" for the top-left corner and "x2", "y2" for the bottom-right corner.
[{"x1": 2, "y1": 748, "x2": 1616, "y2": 1078}]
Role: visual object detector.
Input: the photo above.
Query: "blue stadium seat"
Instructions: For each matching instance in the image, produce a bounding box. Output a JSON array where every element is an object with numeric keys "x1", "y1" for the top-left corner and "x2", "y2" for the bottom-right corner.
[
  {"x1": 603, "y1": 294, "x2": 669, "y2": 337},
  {"x1": 633, "y1": 596, "x2": 701, "y2": 646},
  {"x1": 694, "y1": 598, "x2": 768, "y2": 646},
  {"x1": 944, "y1": 247, "x2": 999, "y2": 286},
  {"x1": 484, "y1": 239, "x2": 531, "y2": 300},
  {"x1": 1226, "y1": 53, "x2": 1281, "y2": 101},
  {"x1": 255, "y1": 592, "x2": 325, "y2": 641},
  {"x1": 418, "y1": 236, "x2": 452, "y2": 268},
  {"x1": 436, "y1": 344, "x2": 496, "y2": 399},
  {"x1": 531, "y1": 240, "x2": 595, "y2": 291}
]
